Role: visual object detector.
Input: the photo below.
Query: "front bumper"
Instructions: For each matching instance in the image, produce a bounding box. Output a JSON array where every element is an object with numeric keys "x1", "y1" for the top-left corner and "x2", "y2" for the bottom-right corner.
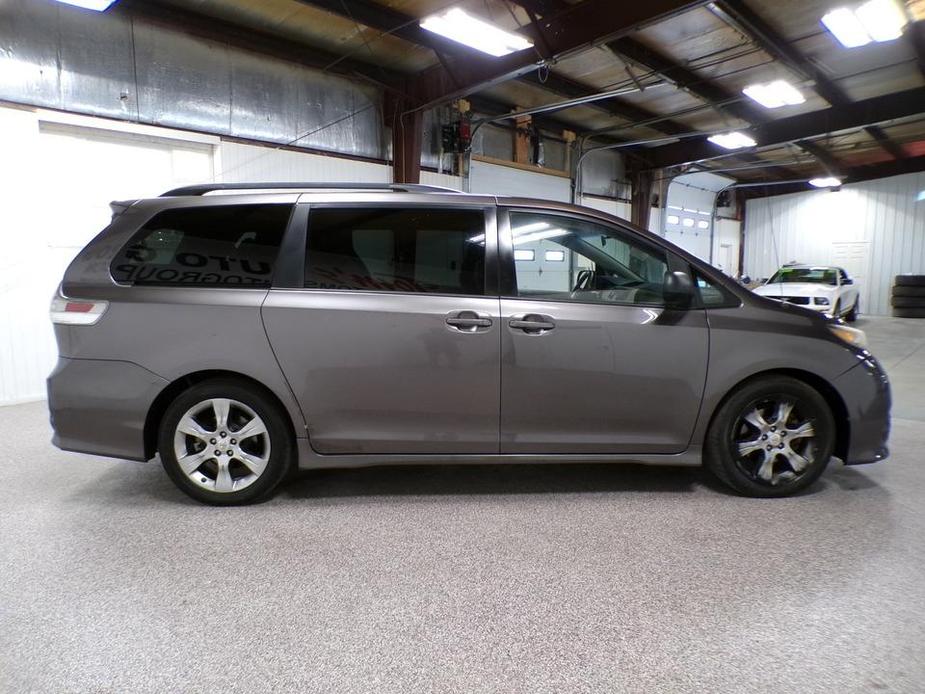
[
  {"x1": 833, "y1": 353, "x2": 891, "y2": 465},
  {"x1": 47, "y1": 357, "x2": 168, "y2": 461}
]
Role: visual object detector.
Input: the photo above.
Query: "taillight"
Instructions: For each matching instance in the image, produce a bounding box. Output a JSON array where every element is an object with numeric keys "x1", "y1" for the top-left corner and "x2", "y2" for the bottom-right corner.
[{"x1": 50, "y1": 290, "x2": 109, "y2": 326}]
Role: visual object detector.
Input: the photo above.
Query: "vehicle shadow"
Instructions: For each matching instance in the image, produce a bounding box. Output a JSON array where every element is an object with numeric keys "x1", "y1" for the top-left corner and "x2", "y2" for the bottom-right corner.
[
  {"x1": 282, "y1": 462, "x2": 727, "y2": 500},
  {"x1": 66, "y1": 457, "x2": 882, "y2": 506}
]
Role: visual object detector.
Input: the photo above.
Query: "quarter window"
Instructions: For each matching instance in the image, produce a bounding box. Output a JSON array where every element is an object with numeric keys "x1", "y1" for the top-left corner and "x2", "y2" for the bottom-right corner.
[
  {"x1": 304, "y1": 207, "x2": 486, "y2": 295},
  {"x1": 111, "y1": 204, "x2": 291, "y2": 286},
  {"x1": 508, "y1": 212, "x2": 669, "y2": 306}
]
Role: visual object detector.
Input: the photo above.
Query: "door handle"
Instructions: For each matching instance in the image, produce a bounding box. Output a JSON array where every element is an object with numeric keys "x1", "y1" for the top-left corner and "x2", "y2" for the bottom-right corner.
[
  {"x1": 446, "y1": 310, "x2": 493, "y2": 333},
  {"x1": 509, "y1": 313, "x2": 555, "y2": 334}
]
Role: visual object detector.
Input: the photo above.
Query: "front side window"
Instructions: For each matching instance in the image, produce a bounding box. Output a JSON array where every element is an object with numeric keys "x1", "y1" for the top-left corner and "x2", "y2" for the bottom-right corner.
[
  {"x1": 508, "y1": 211, "x2": 669, "y2": 306},
  {"x1": 304, "y1": 207, "x2": 486, "y2": 295},
  {"x1": 111, "y1": 204, "x2": 291, "y2": 286}
]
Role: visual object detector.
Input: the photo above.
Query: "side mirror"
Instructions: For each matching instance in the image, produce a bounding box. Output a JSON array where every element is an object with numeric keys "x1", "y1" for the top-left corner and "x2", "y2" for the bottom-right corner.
[
  {"x1": 843, "y1": 278, "x2": 853, "y2": 285},
  {"x1": 663, "y1": 270, "x2": 694, "y2": 309}
]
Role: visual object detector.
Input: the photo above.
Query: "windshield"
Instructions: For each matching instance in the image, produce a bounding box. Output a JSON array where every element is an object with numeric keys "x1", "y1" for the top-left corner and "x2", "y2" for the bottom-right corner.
[{"x1": 767, "y1": 267, "x2": 837, "y2": 285}]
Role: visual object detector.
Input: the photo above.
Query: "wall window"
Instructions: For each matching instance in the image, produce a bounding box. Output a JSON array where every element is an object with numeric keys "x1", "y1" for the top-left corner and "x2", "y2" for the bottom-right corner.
[
  {"x1": 514, "y1": 249, "x2": 535, "y2": 261},
  {"x1": 304, "y1": 207, "x2": 486, "y2": 295},
  {"x1": 111, "y1": 204, "x2": 291, "y2": 286},
  {"x1": 509, "y1": 211, "x2": 668, "y2": 306}
]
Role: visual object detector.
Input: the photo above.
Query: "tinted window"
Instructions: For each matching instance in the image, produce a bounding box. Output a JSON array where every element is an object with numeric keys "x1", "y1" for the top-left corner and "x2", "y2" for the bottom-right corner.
[
  {"x1": 509, "y1": 211, "x2": 668, "y2": 306},
  {"x1": 111, "y1": 204, "x2": 291, "y2": 286},
  {"x1": 304, "y1": 207, "x2": 486, "y2": 295}
]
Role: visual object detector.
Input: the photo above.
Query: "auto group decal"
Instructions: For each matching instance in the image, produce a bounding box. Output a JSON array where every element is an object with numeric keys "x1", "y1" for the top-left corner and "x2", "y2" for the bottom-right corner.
[{"x1": 113, "y1": 245, "x2": 273, "y2": 285}]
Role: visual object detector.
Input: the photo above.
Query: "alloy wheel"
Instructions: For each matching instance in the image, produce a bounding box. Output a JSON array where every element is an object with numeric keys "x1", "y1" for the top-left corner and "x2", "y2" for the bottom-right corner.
[
  {"x1": 731, "y1": 397, "x2": 819, "y2": 487},
  {"x1": 172, "y1": 398, "x2": 272, "y2": 493}
]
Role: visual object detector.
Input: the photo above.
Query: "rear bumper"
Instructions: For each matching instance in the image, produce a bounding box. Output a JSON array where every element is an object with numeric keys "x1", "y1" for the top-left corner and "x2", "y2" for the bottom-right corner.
[
  {"x1": 833, "y1": 354, "x2": 891, "y2": 465},
  {"x1": 47, "y1": 357, "x2": 168, "y2": 461}
]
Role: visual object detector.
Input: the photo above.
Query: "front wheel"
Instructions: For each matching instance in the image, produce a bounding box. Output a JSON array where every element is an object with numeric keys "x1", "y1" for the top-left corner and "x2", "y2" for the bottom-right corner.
[
  {"x1": 705, "y1": 376, "x2": 835, "y2": 497},
  {"x1": 846, "y1": 299, "x2": 859, "y2": 322},
  {"x1": 158, "y1": 379, "x2": 294, "y2": 505}
]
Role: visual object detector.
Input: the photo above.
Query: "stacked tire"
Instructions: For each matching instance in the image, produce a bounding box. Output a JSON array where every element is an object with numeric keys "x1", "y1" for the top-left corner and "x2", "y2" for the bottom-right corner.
[{"x1": 892, "y1": 275, "x2": 925, "y2": 318}]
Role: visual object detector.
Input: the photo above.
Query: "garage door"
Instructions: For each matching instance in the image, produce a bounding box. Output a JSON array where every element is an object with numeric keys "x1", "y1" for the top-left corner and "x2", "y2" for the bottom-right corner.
[{"x1": 0, "y1": 115, "x2": 214, "y2": 404}]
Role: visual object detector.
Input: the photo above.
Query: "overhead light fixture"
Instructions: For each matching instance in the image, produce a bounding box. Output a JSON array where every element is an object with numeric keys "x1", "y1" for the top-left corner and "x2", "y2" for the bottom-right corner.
[
  {"x1": 708, "y1": 132, "x2": 757, "y2": 150},
  {"x1": 53, "y1": 0, "x2": 119, "y2": 10},
  {"x1": 420, "y1": 8, "x2": 533, "y2": 57},
  {"x1": 743, "y1": 80, "x2": 806, "y2": 109},
  {"x1": 809, "y1": 176, "x2": 843, "y2": 188},
  {"x1": 822, "y1": 0, "x2": 907, "y2": 48}
]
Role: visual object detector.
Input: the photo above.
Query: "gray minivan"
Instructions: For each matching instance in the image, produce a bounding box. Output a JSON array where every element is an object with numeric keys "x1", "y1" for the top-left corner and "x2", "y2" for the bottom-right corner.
[{"x1": 48, "y1": 183, "x2": 890, "y2": 505}]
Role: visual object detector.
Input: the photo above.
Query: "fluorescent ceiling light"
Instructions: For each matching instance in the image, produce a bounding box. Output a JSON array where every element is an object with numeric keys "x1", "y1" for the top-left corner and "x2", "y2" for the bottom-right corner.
[
  {"x1": 809, "y1": 176, "x2": 843, "y2": 187},
  {"x1": 420, "y1": 8, "x2": 533, "y2": 57},
  {"x1": 53, "y1": 0, "x2": 118, "y2": 10},
  {"x1": 856, "y1": 0, "x2": 907, "y2": 41},
  {"x1": 822, "y1": 0, "x2": 907, "y2": 48},
  {"x1": 743, "y1": 80, "x2": 806, "y2": 109},
  {"x1": 512, "y1": 222, "x2": 550, "y2": 236},
  {"x1": 708, "y1": 132, "x2": 757, "y2": 150},
  {"x1": 822, "y1": 8, "x2": 872, "y2": 47},
  {"x1": 513, "y1": 228, "x2": 569, "y2": 245}
]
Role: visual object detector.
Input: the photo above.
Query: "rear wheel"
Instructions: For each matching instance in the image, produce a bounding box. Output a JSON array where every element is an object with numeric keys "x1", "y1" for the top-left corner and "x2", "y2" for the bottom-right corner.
[
  {"x1": 158, "y1": 379, "x2": 294, "y2": 505},
  {"x1": 705, "y1": 376, "x2": 835, "y2": 497}
]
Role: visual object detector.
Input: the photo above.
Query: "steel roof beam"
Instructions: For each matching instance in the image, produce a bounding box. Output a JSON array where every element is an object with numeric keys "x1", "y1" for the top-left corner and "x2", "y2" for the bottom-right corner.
[
  {"x1": 642, "y1": 86, "x2": 925, "y2": 168},
  {"x1": 710, "y1": 0, "x2": 906, "y2": 160}
]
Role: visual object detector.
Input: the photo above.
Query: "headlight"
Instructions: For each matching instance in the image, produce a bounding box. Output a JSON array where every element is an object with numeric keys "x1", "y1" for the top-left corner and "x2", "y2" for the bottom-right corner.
[
  {"x1": 814, "y1": 297, "x2": 830, "y2": 305},
  {"x1": 828, "y1": 324, "x2": 867, "y2": 349}
]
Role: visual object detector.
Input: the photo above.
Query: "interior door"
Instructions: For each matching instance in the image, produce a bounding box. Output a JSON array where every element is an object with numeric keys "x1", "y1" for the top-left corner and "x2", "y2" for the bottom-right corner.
[
  {"x1": 498, "y1": 209, "x2": 709, "y2": 454},
  {"x1": 263, "y1": 204, "x2": 501, "y2": 455}
]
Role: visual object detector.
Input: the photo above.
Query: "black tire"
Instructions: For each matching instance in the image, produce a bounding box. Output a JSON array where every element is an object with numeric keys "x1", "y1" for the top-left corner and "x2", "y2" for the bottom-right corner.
[
  {"x1": 845, "y1": 299, "x2": 859, "y2": 322},
  {"x1": 894, "y1": 275, "x2": 925, "y2": 287},
  {"x1": 892, "y1": 286, "x2": 925, "y2": 298},
  {"x1": 891, "y1": 296, "x2": 925, "y2": 308},
  {"x1": 158, "y1": 379, "x2": 294, "y2": 505},
  {"x1": 892, "y1": 307, "x2": 925, "y2": 319},
  {"x1": 705, "y1": 376, "x2": 836, "y2": 498}
]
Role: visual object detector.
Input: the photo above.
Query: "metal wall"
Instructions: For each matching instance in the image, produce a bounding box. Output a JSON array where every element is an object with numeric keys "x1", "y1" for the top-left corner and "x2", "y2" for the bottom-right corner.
[
  {"x1": 0, "y1": 0, "x2": 385, "y2": 159},
  {"x1": 743, "y1": 170, "x2": 925, "y2": 316}
]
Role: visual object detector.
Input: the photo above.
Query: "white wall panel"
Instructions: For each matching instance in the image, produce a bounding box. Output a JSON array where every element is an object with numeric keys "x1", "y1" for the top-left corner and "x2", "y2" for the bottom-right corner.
[
  {"x1": 579, "y1": 196, "x2": 632, "y2": 221},
  {"x1": 0, "y1": 106, "x2": 216, "y2": 404},
  {"x1": 744, "y1": 171, "x2": 925, "y2": 316},
  {"x1": 469, "y1": 160, "x2": 571, "y2": 202},
  {"x1": 217, "y1": 142, "x2": 390, "y2": 183}
]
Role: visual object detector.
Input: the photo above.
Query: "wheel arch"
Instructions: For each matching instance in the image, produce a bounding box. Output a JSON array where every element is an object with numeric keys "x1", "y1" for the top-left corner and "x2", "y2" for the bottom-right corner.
[
  {"x1": 705, "y1": 368, "x2": 850, "y2": 461},
  {"x1": 143, "y1": 370, "x2": 299, "y2": 460}
]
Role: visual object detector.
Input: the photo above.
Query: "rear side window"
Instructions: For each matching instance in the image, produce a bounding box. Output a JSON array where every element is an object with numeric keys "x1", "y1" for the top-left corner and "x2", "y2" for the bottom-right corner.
[
  {"x1": 304, "y1": 207, "x2": 486, "y2": 295},
  {"x1": 111, "y1": 204, "x2": 291, "y2": 286}
]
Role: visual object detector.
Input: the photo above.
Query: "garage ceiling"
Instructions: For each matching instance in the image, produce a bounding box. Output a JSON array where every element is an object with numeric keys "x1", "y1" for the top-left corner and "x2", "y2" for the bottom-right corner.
[{"x1": 119, "y1": 0, "x2": 925, "y2": 186}]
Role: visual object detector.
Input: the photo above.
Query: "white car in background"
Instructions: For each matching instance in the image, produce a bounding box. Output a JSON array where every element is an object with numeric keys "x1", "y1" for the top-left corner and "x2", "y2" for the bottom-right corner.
[{"x1": 753, "y1": 265, "x2": 860, "y2": 322}]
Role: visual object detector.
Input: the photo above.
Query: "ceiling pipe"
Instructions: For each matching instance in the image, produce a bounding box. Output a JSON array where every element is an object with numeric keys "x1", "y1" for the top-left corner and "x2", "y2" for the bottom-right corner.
[{"x1": 461, "y1": 84, "x2": 659, "y2": 192}]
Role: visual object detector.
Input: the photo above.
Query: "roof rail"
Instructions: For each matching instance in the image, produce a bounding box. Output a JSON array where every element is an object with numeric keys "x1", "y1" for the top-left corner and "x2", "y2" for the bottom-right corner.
[{"x1": 160, "y1": 182, "x2": 462, "y2": 196}]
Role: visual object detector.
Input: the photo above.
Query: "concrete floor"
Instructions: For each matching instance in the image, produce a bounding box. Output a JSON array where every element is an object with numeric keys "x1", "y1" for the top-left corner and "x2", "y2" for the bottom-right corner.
[{"x1": 1, "y1": 317, "x2": 924, "y2": 693}]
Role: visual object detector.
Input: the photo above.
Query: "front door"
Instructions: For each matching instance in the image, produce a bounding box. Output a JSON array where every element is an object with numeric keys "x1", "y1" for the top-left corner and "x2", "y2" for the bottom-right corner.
[
  {"x1": 499, "y1": 209, "x2": 709, "y2": 454},
  {"x1": 263, "y1": 203, "x2": 500, "y2": 455}
]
